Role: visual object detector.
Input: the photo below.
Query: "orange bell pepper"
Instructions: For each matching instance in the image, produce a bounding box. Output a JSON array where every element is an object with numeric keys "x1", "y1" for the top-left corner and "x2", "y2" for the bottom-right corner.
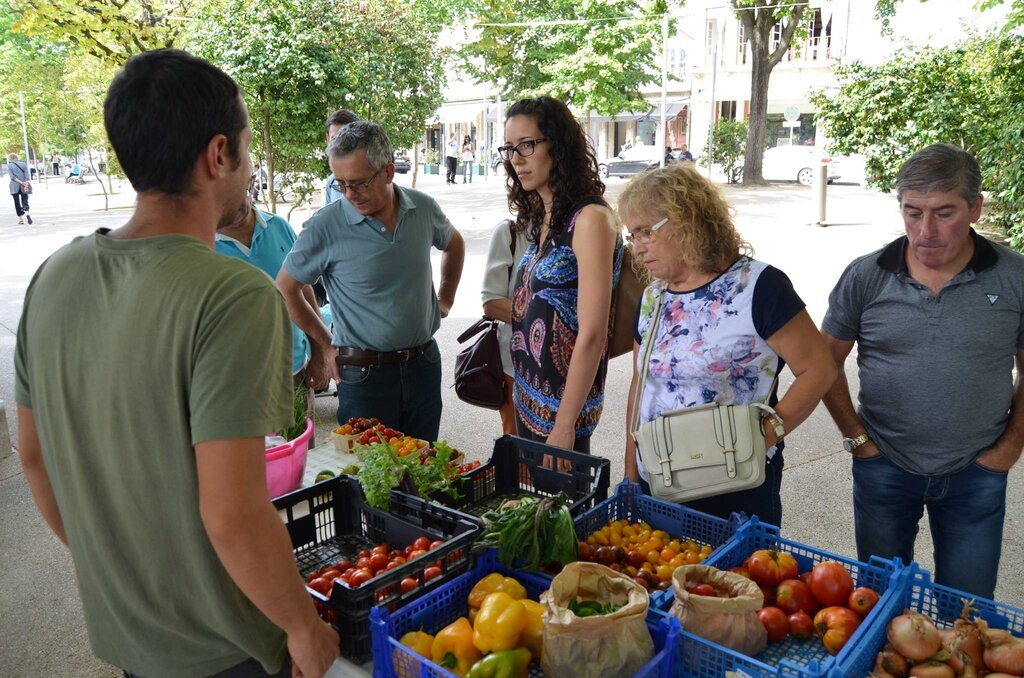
[{"x1": 431, "y1": 617, "x2": 481, "y2": 677}]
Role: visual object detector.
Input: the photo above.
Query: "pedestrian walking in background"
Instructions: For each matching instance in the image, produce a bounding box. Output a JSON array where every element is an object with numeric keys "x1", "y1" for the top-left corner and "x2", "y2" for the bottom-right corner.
[
  {"x1": 7, "y1": 153, "x2": 32, "y2": 224},
  {"x1": 461, "y1": 134, "x2": 475, "y2": 184},
  {"x1": 50, "y1": 152, "x2": 60, "y2": 176},
  {"x1": 322, "y1": 108, "x2": 361, "y2": 207},
  {"x1": 481, "y1": 218, "x2": 531, "y2": 435},
  {"x1": 821, "y1": 143, "x2": 1024, "y2": 599},
  {"x1": 14, "y1": 49, "x2": 339, "y2": 677},
  {"x1": 501, "y1": 96, "x2": 622, "y2": 453},
  {"x1": 445, "y1": 132, "x2": 458, "y2": 185}
]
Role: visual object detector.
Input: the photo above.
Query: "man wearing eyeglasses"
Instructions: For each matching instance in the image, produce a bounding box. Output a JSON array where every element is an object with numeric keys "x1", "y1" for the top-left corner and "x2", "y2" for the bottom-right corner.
[{"x1": 277, "y1": 121, "x2": 465, "y2": 440}]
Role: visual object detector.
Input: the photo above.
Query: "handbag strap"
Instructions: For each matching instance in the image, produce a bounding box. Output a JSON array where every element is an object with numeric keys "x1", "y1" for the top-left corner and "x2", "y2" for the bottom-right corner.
[
  {"x1": 457, "y1": 317, "x2": 496, "y2": 344},
  {"x1": 630, "y1": 286, "x2": 782, "y2": 437},
  {"x1": 507, "y1": 220, "x2": 517, "y2": 283}
]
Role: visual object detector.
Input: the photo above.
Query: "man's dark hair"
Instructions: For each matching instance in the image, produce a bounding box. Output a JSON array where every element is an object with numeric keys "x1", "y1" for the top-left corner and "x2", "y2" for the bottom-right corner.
[
  {"x1": 103, "y1": 49, "x2": 248, "y2": 195},
  {"x1": 503, "y1": 96, "x2": 604, "y2": 244},
  {"x1": 325, "y1": 109, "x2": 361, "y2": 136},
  {"x1": 896, "y1": 143, "x2": 982, "y2": 206}
]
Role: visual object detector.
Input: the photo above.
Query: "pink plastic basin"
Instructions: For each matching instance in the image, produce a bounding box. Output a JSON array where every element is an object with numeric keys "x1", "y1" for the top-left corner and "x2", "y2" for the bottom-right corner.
[{"x1": 266, "y1": 418, "x2": 314, "y2": 498}]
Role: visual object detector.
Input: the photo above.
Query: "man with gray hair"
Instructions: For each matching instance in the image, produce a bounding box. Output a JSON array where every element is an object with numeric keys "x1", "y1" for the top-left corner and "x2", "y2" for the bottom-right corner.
[
  {"x1": 277, "y1": 121, "x2": 464, "y2": 440},
  {"x1": 821, "y1": 143, "x2": 1024, "y2": 598}
]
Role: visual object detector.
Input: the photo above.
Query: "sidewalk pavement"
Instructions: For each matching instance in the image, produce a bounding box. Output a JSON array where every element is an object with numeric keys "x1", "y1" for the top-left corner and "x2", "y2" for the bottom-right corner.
[{"x1": 2, "y1": 170, "x2": 1021, "y2": 676}]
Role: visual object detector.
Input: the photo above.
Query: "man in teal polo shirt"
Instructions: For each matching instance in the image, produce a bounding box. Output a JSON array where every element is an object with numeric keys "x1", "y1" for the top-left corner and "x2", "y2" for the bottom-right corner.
[
  {"x1": 278, "y1": 121, "x2": 465, "y2": 441},
  {"x1": 216, "y1": 189, "x2": 313, "y2": 379}
]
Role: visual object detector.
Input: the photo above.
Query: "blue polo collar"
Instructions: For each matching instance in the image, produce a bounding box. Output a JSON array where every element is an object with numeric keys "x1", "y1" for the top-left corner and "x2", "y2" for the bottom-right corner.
[{"x1": 877, "y1": 228, "x2": 997, "y2": 275}]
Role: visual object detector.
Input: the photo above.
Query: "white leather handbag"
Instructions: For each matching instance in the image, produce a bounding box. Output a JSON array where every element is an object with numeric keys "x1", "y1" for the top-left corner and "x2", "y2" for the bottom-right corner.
[{"x1": 630, "y1": 289, "x2": 775, "y2": 503}]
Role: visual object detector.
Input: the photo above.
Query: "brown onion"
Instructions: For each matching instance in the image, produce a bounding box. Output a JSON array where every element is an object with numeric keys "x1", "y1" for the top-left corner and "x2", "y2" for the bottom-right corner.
[
  {"x1": 984, "y1": 628, "x2": 1024, "y2": 675},
  {"x1": 876, "y1": 643, "x2": 908, "y2": 678},
  {"x1": 907, "y1": 661, "x2": 953, "y2": 678},
  {"x1": 888, "y1": 611, "x2": 943, "y2": 661},
  {"x1": 950, "y1": 600, "x2": 987, "y2": 674}
]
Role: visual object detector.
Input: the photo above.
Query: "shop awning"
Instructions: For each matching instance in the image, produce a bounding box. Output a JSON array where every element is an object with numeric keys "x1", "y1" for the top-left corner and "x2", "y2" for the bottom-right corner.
[{"x1": 433, "y1": 101, "x2": 487, "y2": 124}]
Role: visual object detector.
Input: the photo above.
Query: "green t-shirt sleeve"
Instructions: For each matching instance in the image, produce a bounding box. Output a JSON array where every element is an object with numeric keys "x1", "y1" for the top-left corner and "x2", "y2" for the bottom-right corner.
[
  {"x1": 189, "y1": 281, "x2": 294, "y2": 444},
  {"x1": 14, "y1": 287, "x2": 32, "y2": 409}
]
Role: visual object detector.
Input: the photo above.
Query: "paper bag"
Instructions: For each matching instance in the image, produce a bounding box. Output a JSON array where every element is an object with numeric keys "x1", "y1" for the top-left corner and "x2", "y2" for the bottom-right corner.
[{"x1": 669, "y1": 564, "x2": 767, "y2": 657}]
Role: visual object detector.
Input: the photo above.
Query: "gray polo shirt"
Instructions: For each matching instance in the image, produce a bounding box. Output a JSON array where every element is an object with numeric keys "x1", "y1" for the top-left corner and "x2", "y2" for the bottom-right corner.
[
  {"x1": 283, "y1": 185, "x2": 454, "y2": 351},
  {"x1": 823, "y1": 229, "x2": 1024, "y2": 475}
]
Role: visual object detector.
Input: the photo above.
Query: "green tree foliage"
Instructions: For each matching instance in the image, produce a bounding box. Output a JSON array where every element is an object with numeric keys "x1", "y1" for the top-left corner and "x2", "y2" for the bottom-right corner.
[
  {"x1": 9, "y1": 0, "x2": 193, "y2": 64},
  {"x1": 731, "y1": 0, "x2": 805, "y2": 185},
  {"x1": 464, "y1": 0, "x2": 669, "y2": 116},
  {"x1": 702, "y1": 118, "x2": 747, "y2": 184},
  {"x1": 188, "y1": 0, "x2": 446, "y2": 214},
  {"x1": 810, "y1": 34, "x2": 1024, "y2": 246}
]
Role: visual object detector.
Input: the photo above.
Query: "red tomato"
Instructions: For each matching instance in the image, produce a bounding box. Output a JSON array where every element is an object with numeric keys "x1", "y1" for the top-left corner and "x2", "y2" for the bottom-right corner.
[
  {"x1": 305, "y1": 572, "x2": 321, "y2": 584},
  {"x1": 813, "y1": 606, "x2": 861, "y2": 655},
  {"x1": 728, "y1": 565, "x2": 750, "y2": 578},
  {"x1": 775, "y1": 579, "x2": 820, "y2": 616},
  {"x1": 385, "y1": 560, "x2": 402, "y2": 571},
  {"x1": 757, "y1": 606, "x2": 790, "y2": 643},
  {"x1": 690, "y1": 583, "x2": 716, "y2": 597},
  {"x1": 357, "y1": 549, "x2": 371, "y2": 560},
  {"x1": 335, "y1": 559, "x2": 352, "y2": 573},
  {"x1": 356, "y1": 557, "x2": 372, "y2": 571},
  {"x1": 788, "y1": 610, "x2": 815, "y2": 640},
  {"x1": 372, "y1": 544, "x2": 390, "y2": 556},
  {"x1": 848, "y1": 586, "x2": 880, "y2": 617},
  {"x1": 633, "y1": 575, "x2": 651, "y2": 591},
  {"x1": 390, "y1": 556, "x2": 407, "y2": 566},
  {"x1": 424, "y1": 566, "x2": 442, "y2": 582},
  {"x1": 400, "y1": 577, "x2": 418, "y2": 594},
  {"x1": 307, "y1": 576, "x2": 333, "y2": 596},
  {"x1": 408, "y1": 549, "x2": 427, "y2": 560},
  {"x1": 429, "y1": 540, "x2": 445, "y2": 551},
  {"x1": 809, "y1": 562, "x2": 855, "y2": 608},
  {"x1": 799, "y1": 571, "x2": 814, "y2": 588},
  {"x1": 349, "y1": 568, "x2": 373, "y2": 588},
  {"x1": 746, "y1": 549, "x2": 799, "y2": 586},
  {"x1": 760, "y1": 585, "x2": 777, "y2": 607},
  {"x1": 412, "y1": 536, "x2": 432, "y2": 551},
  {"x1": 369, "y1": 553, "x2": 389, "y2": 572}
]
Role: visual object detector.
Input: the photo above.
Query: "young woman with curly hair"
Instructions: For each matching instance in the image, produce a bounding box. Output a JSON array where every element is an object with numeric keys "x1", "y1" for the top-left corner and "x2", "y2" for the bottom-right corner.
[
  {"x1": 619, "y1": 164, "x2": 837, "y2": 525},
  {"x1": 501, "y1": 96, "x2": 623, "y2": 452}
]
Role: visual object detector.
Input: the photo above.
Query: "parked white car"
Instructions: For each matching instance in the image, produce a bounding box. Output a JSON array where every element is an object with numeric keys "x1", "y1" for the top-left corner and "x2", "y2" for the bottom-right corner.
[
  {"x1": 598, "y1": 144, "x2": 672, "y2": 178},
  {"x1": 761, "y1": 145, "x2": 841, "y2": 185}
]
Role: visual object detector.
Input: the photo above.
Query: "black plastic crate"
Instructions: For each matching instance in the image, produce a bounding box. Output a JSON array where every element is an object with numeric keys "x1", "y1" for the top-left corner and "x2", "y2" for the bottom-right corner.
[
  {"x1": 434, "y1": 435, "x2": 610, "y2": 519},
  {"x1": 272, "y1": 475, "x2": 480, "y2": 662}
]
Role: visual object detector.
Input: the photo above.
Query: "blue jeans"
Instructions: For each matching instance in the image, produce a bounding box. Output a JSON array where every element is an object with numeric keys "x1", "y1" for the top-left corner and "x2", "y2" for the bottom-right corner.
[
  {"x1": 638, "y1": 450, "x2": 784, "y2": 527},
  {"x1": 335, "y1": 340, "x2": 442, "y2": 441},
  {"x1": 852, "y1": 452, "x2": 1007, "y2": 599},
  {"x1": 462, "y1": 160, "x2": 472, "y2": 182}
]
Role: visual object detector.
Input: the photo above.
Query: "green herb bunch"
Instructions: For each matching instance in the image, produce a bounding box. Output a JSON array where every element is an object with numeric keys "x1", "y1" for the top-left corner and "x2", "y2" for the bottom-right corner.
[
  {"x1": 355, "y1": 440, "x2": 460, "y2": 510},
  {"x1": 477, "y1": 494, "x2": 579, "y2": 571}
]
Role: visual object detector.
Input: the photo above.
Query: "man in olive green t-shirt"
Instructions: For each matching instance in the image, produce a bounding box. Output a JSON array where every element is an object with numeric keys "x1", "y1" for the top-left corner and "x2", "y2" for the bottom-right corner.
[{"x1": 14, "y1": 50, "x2": 338, "y2": 677}]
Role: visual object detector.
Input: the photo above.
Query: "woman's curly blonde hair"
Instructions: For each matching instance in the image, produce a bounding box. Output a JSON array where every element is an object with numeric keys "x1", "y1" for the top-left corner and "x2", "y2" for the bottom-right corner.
[{"x1": 616, "y1": 163, "x2": 751, "y2": 275}]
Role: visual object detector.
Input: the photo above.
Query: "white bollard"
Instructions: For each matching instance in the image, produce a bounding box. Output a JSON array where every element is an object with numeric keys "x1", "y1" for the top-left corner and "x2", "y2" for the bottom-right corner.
[
  {"x1": 811, "y1": 163, "x2": 828, "y2": 226},
  {"x1": 0, "y1": 400, "x2": 12, "y2": 459}
]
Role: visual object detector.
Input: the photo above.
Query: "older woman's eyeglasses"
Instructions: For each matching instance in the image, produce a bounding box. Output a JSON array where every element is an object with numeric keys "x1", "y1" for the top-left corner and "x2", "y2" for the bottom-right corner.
[
  {"x1": 335, "y1": 169, "x2": 381, "y2": 194},
  {"x1": 497, "y1": 138, "x2": 548, "y2": 160},
  {"x1": 625, "y1": 217, "x2": 669, "y2": 245}
]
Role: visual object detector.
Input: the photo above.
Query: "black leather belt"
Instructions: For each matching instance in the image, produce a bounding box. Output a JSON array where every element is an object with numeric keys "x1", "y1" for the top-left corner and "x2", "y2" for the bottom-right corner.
[{"x1": 335, "y1": 341, "x2": 432, "y2": 367}]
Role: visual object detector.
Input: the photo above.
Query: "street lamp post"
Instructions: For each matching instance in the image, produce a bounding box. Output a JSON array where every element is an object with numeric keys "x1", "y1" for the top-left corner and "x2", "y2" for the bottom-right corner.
[{"x1": 19, "y1": 91, "x2": 31, "y2": 173}]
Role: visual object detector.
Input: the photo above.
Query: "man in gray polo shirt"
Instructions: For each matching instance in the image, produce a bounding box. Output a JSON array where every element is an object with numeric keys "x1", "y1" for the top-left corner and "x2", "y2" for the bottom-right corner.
[
  {"x1": 278, "y1": 121, "x2": 464, "y2": 441},
  {"x1": 821, "y1": 143, "x2": 1024, "y2": 598}
]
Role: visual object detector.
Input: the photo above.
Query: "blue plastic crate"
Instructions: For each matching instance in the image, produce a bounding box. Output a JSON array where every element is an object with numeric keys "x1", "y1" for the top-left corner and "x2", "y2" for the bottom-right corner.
[
  {"x1": 832, "y1": 565, "x2": 1024, "y2": 677},
  {"x1": 371, "y1": 549, "x2": 680, "y2": 678},
  {"x1": 572, "y1": 481, "x2": 749, "y2": 604},
  {"x1": 650, "y1": 518, "x2": 905, "y2": 677}
]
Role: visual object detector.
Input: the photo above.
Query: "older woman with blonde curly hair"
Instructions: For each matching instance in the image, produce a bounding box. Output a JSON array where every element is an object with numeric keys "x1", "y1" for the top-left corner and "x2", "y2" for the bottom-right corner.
[{"x1": 620, "y1": 164, "x2": 836, "y2": 526}]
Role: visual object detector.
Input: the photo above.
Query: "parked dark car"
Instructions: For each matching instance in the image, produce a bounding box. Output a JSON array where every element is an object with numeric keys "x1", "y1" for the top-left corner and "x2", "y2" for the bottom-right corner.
[
  {"x1": 598, "y1": 144, "x2": 673, "y2": 178},
  {"x1": 393, "y1": 152, "x2": 411, "y2": 174}
]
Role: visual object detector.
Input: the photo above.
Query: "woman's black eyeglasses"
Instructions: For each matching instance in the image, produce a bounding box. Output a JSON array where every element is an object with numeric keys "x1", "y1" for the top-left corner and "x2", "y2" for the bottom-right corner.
[{"x1": 497, "y1": 138, "x2": 548, "y2": 160}]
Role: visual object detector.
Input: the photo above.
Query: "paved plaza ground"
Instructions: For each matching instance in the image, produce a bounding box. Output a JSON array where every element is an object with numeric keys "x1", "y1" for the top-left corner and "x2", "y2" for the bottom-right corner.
[{"x1": 2, "y1": 167, "x2": 1021, "y2": 676}]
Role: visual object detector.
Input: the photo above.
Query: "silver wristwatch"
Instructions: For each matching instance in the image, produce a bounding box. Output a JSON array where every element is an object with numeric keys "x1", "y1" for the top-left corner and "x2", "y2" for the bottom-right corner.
[{"x1": 842, "y1": 433, "x2": 871, "y2": 453}]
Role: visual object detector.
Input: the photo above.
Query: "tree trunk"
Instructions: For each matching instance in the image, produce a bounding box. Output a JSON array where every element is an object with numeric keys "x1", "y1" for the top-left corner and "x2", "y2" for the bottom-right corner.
[
  {"x1": 263, "y1": 111, "x2": 275, "y2": 213},
  {"x1": 743, "y1": 55, "x2": 771, "y2": 184}
]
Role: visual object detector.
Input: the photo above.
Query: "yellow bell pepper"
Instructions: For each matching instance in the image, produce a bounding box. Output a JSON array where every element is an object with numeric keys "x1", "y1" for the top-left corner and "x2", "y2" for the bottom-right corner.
[
  {"x1": 519, "y1": 599, "x2": 545, "y2": 661},
  {"x1": 395, "y1": 630, "x2": 434, "y2": 678},
  {"x1": 399, "y1": 630, "x2": 433, "y2": 658},
  {"x1": 472, "y1": 591, "x2": 528, "y2": 653},
  {"x1": 431, "y1": 617, "x2": 481, "y2": 677},
  {"x1": 468, "y1": 573, "x2": 528, "y2": 610}
]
